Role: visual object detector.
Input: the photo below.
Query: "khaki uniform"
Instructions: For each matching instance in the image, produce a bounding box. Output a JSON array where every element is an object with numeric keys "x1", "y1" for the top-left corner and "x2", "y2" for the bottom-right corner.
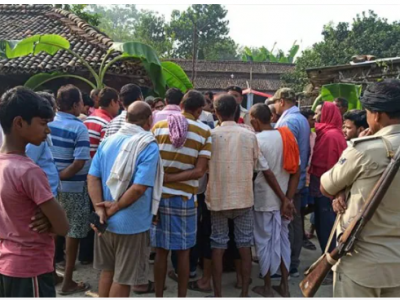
[
  {"x1": 240, "y1": 106, "x2": 251, "y2": 126},
  {"x1": 321, "y1": 124, "x2": 400, "y2": 297}
]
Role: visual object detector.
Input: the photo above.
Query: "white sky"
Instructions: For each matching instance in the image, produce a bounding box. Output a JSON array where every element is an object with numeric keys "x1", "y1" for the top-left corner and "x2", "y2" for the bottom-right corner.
[{"x1": 136, "y1": 4, "x2": 400, "y2": 54}]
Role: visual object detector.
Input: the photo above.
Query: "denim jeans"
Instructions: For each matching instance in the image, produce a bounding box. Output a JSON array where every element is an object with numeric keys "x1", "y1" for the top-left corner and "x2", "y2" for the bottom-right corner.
[{"x1": 314, "y1": 196, "x2": 337, "y2": 253}]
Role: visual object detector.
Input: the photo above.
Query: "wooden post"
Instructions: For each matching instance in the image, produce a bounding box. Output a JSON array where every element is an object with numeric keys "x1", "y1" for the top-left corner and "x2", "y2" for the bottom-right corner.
[{"x1": 191, "y1": 22, "x2": 197, "y2": 84}]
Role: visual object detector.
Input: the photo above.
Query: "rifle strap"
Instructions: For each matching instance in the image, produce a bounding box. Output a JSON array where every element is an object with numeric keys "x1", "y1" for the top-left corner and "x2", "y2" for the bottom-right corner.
[
  {"x1": 326, "y1": 252, "x2": 338, "y2": 265},
  {"x1": 324, "y1": 214, "x2": 341, "y2": 254}
]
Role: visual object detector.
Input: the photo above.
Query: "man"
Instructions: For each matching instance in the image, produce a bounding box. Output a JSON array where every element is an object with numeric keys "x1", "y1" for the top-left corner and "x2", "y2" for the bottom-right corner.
[
  {"x1": 152, "y1": 87, "x2": 184, "y2": 126},
  {"x1": 78, "y1": 93, "x2": 95, "y2": 122},
  {"x1": 84, "y1": 87, "x2": 120, "y2": 158},
  {"x1": 205, "y1": 95, "x2": 269, "y2": 297},
  {"x1": 250, "y1": 103, "x2": 300, "y2": 297},
  {"x1": 334, "y1": 97, "x2": 348, "y2": 116},
  {"x1": 273, "y1": 87, "x2": 310, "y2": 278},
  {"x1": 48, "y1": 85, "x2": 91, "y2": 295},
  {"x1": 226, "y1": 86, "x2": 250, "y2": 125},
  {"x1": 152, "y1": 90, "x2": 211, "y2": 297},
  {"x1": 88, "y1": 102, "x2": 161, "y2": 297},
  {"x1": 103, "y1": 84, "x2": 143, "y2": 138},
  {"x1": 321, "y1": 79, "x2": 400, "y2": 297},
  {"x1": 80, "y1": 87, "x2": 120, "y2": 266},
  {"x1": 343, "y1": 109, "x2": 368, "y2": 143}
]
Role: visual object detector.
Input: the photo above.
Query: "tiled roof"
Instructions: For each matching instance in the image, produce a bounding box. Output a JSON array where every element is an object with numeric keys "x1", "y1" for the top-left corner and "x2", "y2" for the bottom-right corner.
[
  {"x1": 0, "y1": 4, "x2": 150, "y2": 86},
  {"x1": 171, "y1": 59, "x2": 294, "y2": 91},
  {"x1": 171, "y1": 59, "x2": 295, "y2": 74}
]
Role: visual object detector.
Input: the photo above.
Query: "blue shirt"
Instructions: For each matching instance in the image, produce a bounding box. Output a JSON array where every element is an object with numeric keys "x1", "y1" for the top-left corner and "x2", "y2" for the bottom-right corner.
[
  {"x1": 26, "y1": 136, "x2": 59, "y2": 197},
  {"x1": 48, "y1": 112, "x2": 91, "y2": 193},
  {"x1": 275, "y1": 106, "x2": 310, "y2": 190},
  {"x1": 89, "y1": 133, "x2": 159, "y2": 235}
]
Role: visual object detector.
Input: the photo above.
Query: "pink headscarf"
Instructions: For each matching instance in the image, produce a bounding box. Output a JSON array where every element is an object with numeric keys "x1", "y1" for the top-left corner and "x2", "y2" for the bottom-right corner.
[
  {"x1": 168, "y1": 114, "x2": 189, "y2": 148},
  {"x1": 309, "y1": 102, "x2": 347, "y2": 177}
]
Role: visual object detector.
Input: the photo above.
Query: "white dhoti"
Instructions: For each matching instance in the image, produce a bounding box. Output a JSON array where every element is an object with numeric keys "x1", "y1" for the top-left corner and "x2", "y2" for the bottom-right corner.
[{"x1": 253, "y1": 210, "x2": 291, "y2": 277}]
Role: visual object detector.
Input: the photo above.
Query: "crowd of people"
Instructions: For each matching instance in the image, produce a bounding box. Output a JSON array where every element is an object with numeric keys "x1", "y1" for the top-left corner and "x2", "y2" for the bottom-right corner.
[{"x1": 0, "y1": 78, "x2": 400, "y2": 298}]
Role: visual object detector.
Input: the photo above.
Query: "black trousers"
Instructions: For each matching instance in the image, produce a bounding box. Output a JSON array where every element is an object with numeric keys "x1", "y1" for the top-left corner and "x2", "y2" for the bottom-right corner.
[{"x1": 0, "y1": 272, "x2": 56, "y2": 297}]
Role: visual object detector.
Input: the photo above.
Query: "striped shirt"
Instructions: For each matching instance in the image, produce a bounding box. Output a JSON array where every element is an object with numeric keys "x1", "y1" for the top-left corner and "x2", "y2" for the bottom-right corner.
[
  {"x1": 103, "y1": 111, "x2": 127, "y2": 139},
  {"x1": 48, "y1": 112, "x2": 91, "y2": 193},
  {"x1": 152, "y1": 112, "x2": 212, "y2": 199},
  {"x1": 84, "y1": 109, "x2": 113, "y2": 157}
]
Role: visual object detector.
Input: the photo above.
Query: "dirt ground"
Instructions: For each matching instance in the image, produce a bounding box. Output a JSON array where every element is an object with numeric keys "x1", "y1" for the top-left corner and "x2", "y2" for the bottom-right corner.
[{"x1": 57, "y1": 234, "x2": 332, "y2": 298}]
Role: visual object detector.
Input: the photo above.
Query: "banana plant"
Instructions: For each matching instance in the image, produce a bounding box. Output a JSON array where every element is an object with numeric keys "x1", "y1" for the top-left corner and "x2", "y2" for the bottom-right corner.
[
  {"x1": 241, "y1": 41, "x2": 299, "y2": 63},
  {"x1": 1, "y1": 34, "x2": 193, "y2": 96}
]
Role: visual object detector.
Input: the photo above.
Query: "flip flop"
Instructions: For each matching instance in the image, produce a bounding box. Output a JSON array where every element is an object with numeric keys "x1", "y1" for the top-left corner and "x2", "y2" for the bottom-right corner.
[
  {"x1": 58, "y1": 282, "x2": 90, "y2": 296},
  {"x1": 133, "y1": 281, "x2": 167, "y2": 294},
  {"x1": 234, "y1": 278, "x2": 252, "y2": 290},
  {"x1": 188, "y1": 281, "x2": 212, "y2": 293}
]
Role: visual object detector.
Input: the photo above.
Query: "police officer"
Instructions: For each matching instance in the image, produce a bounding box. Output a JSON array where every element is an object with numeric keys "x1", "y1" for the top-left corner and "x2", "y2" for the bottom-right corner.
[{"x1": 320, "y1": 79, "x2": 400, "y2": 297}]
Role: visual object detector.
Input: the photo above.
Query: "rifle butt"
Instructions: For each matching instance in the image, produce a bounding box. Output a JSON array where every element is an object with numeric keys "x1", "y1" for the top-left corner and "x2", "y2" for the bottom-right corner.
[{"x1": 299, "y1": 250, "x2": 338, "y2": 297}]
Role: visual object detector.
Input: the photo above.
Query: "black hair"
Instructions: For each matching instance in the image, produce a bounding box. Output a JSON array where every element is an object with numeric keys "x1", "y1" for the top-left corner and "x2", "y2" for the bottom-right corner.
[
  {"x1": 37, "y1": 91, "x2": 56, "y2": 110},
  {"x1": 98, "y1": 87, "x2": 119, "y2": 107},
  {"x1": 90, "y1": 88, "x2": 101, "y2": 99},
  {"x1": 234, "y1": 104, "x2": 241, "y2": 122},
  {"x1": 301, "y1": 109, "x2": 315, "y2": 119},
  {"x1": 82, "y1": 93, "x2": 94, "y2": 107},
  {"x1": 154, "y1": 98, "x2": 165, "y2": 106},
  {"x1": 56, "y1": 84, "x2": 82, "y2": 111},
  {"x1": 214, "y1": 94, "x2": 237, "y2": 119},
  {"x1": 165, "y1": 88, "x2": 184, "y2": 106},
  {"x1": 343, "y1": 110, "x2": 368, "y2": 128},
  {"x1": 181, "y1": 90, "x2": 206, "y2": 112},
  {"x1": 204, "y1": 91, "x2": 214, "y2": 100},
  {"x1": 250, "y1": 103, "x2": 272, "y2": 124},
  {"x1": 120, "y1": 84, "x2": 143, "y2": 108},
  {"x1": 334, "y1": 97, "x2": 348, "y2": 108},
  {"x1": 145, "y1": 98, "x2": 155, "y2": 108},
  {"x1": 226, "y1": 86, "x2": 243, "y2": 95},
  {"x1": 0, "y1": 86, "x2": 54, "y2": 134}
]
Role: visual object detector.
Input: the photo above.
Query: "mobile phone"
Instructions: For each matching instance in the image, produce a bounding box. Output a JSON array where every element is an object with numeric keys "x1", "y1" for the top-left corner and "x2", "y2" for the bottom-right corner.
[{"x1": 89, "y1": 212, "x2": 108, "y2": 234}]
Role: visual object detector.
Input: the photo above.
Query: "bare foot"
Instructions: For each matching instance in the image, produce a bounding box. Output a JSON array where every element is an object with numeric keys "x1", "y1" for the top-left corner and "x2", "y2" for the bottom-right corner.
[
  {"x1": 272, "y1": 285, "x2": 290, "y2": 297},
  {"x1": 252, "y1": 285, "x2": 274, "y2": 297}
]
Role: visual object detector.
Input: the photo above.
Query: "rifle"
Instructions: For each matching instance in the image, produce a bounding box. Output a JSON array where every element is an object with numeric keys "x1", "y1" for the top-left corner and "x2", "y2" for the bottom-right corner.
[{"x1": 299, "y1": 140, "x2": 400, "y2": 297}]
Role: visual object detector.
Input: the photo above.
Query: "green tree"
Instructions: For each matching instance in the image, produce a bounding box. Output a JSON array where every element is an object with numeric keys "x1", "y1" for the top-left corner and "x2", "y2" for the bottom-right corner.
[
  {"x1": 168, "y1": 4, "x2": 236, "y2": 60},
  {"x1": 54, "y1": 5, "x2": 100, "y2": 27},
  {"x1": 133, "y1": 10, "x2": 173, "y2": 58},
  {"x1": 88, "y1": 5, "x2": 139, "y2": 42},
  {"x1": 282, "y1": 10, "x2": 400, "y2": 92}
]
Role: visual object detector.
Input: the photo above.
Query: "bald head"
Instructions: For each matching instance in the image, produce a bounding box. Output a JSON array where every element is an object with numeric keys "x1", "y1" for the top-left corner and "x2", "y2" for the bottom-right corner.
[
  {"x1": 126, "y1": 101, "x2": 152, "y2": 128},
  {"x1": 250, "y1": 103, "x2": 272, "y2": 124}
]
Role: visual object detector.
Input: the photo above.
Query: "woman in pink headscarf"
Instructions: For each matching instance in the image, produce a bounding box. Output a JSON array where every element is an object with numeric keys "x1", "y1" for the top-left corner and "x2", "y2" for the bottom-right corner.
[{"x1": 309, "y1": 101, "x2": 347, "y2": 259}]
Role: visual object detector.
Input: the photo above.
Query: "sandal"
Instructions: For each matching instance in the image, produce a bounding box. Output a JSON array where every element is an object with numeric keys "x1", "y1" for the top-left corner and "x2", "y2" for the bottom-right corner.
[
  {"x1": 188, "y1": 281, "x2": 212, "y2": 293},
  {"x1": 303, "y1": 239, "x2": 317, "y2": 251},
  {"x1": 58, "y1": 282, "x2": 90, "y2": 296}
]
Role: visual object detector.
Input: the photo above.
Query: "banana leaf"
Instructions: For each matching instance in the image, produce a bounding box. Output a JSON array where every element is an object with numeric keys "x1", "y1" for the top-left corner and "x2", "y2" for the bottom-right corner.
[
  {"x1": 288, "y1": 43, "x2": 299, "y2": 63},
  {"x1": 161, "y1": 61, "x2": 193, "y2": 93},
  {"x1": 24, "y1": 72, "x2": 96, "y2": 90},
  {"x1": 111, "y1": 42, "x2": 166, "y2": 96},
  {"x1": 312, "y1": 83, "x2": 362, "y2": 111},
  {"x1": 4, "y1": 34, "x2": 69, "y2": 58},
  {"x1": 0, "y1": 39, "x2": 19, "y2": 58}
]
